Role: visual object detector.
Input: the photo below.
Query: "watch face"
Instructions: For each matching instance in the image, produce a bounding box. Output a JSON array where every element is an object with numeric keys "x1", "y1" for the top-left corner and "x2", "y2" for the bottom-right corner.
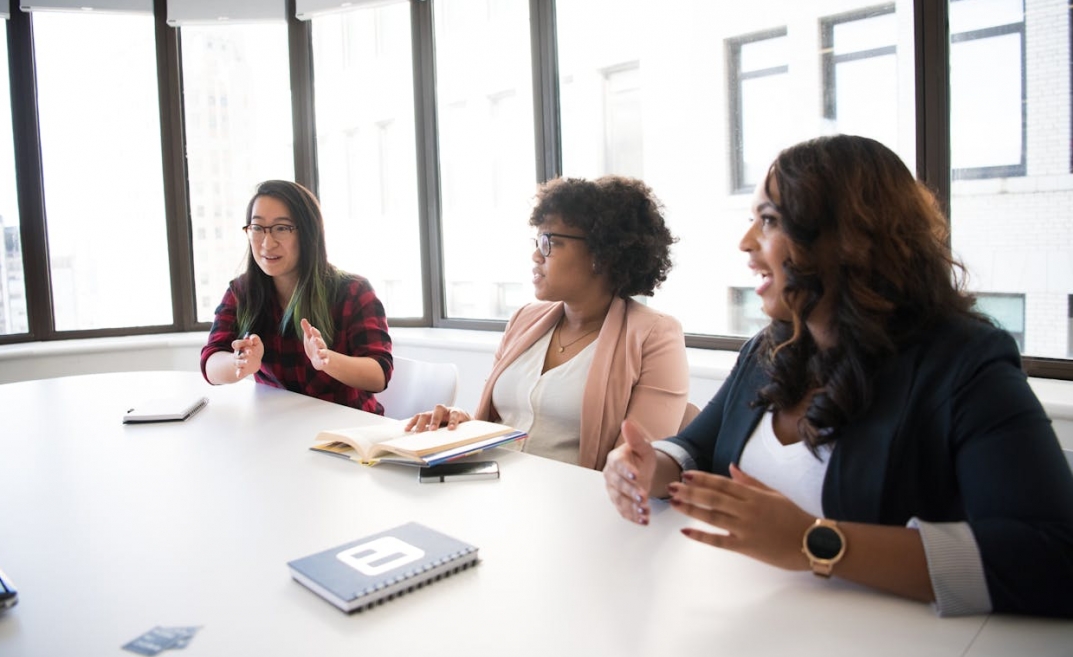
[{"x1": 806, "y1": 525, "x2": 843, "y2": 560}]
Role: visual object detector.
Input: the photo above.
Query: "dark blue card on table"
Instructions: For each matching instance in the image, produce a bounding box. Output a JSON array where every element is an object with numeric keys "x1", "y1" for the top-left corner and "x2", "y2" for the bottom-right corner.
[{"x1": 287, "y1": 521, "x2": 479, "y2": 613}]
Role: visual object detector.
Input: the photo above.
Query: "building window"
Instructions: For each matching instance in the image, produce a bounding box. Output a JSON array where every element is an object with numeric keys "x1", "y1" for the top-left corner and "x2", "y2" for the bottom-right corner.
[
  {"x1": 821, "y1": 5, "x2": 899, "y2": 148},
  {"x1": 1068, "y1": 295, "x2": 1073, "y2": 358},
  {"x1": 180, "y1": 21, "x2": 295, "y2": 323},
  {"x1": 975, "y1": 293, "x2": 1025, "y2": 351},
  {"x1": 311, "y1": 3, "x2": 423, "y2": 318},
  {"x1": 435, "y1": 0, "x2": 536, "y2": 322},
  {"x1": 602, "y1": 63, "x2": 644, "y2": 179},
  {"x1": 728, "y1": 29, "x2": 789, "y2": 194},
  {"x1": 950, "y1": 0, "x2": 1026, "y2": 179},
  {"x1": 729, "y1": 287, "x2": 769, "y2": 338}
]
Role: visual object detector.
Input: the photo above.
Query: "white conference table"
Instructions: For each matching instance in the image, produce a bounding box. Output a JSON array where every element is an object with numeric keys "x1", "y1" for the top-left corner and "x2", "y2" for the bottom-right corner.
[{"x1": 0, "y1": 371, "x2": 1069, "y2": 656}]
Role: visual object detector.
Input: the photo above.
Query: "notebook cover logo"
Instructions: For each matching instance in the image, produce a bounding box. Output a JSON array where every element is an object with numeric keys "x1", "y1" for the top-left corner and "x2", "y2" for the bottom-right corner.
[{"x1": 336, "y1": 536, "x2": 426, "y2": 576}]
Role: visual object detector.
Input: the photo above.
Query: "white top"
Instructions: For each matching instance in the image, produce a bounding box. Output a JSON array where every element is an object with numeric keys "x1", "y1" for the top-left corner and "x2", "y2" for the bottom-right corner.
[
  {"x1": 738, "y1": 411, "x2": 832, "y2": 519},
  {"x1": 491, "y1": 328, "x2": 596, "y2": 465}
]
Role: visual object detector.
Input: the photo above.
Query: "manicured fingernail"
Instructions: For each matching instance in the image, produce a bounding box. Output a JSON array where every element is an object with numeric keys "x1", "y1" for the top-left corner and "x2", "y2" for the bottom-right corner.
[
  {"x1": 667, "y1": 482, "x2": 680, "y2": 494},
  {"x1": 669, "y1": 498, "x2": 682, "y2": 507},
  {"x1": 634, "y1": 493, "x2": 643, "y2": 503},
  {"x1": 627, "y1": 471, "x2": 636, "y2": 481},
  {"x1": 682, "y1": 472, "x2": 694, "y2": 482},
  {"x1": 681, "y1": 528, "x2": 693, "y2": 538}
]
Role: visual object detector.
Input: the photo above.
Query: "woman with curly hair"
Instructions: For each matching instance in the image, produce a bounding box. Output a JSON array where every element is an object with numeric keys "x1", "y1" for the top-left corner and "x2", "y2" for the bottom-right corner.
[
  {"x1": 603, "y1": 135, "x2": 1073, "y2": 617},
  {"x1": 406, "y1": 176, "x2": 689, "y2": 469},
  {"x1": 201, "y1": 180, "x2": 393, "y2": 413}
]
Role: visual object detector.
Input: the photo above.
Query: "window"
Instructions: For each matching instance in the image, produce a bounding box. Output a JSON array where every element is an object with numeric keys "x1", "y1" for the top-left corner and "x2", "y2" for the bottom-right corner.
[
  {"x1": 1067, "y1": 295, "x2": 1073, "y2": 358},
  {"x1": 311, "y1": 2, "x2": 423, "y2": 318},
  {"x1": 950, "y1": 0, "x2": 1072, "y2": 360},
  {"x1": 33, "y1": 11, "x2": 171, "y2": 330},
  {"x1": 949, "y1": 0, "x2": 1025, "y2": 178},
  {"x1": 3, "y1": 0, "x2": 1071, "y2": 378},
  {"x1": 0, "y1": 24, "x2": 26, "y2": 336},
  {"x1": 728, "y1": 287, "x2": 768, "y2": 338},
  {"x1": 180, "y1": 21, "x2": 295, "y2": 322},
  {"x1": 821, "y1": 5, "x2": 899, "y2": 148},
  {"x1": 975, "y1": 293, "x2": 1025, "y2": 351},
  {"x1": 602, "y1": 64, "x2": 644, "y2": 179},
  {"x1": 557, "y1": 0, "x2": 645, "y2": 180},
  {"x1": 556, "y1": 3, "x2": 917, "y2": 340},
  {"x1": 435, "y1": 0, "x2": 536, "y2": 321},
  {"x1": 728, "y1": 29, "x2": 790, "y2": 194}
]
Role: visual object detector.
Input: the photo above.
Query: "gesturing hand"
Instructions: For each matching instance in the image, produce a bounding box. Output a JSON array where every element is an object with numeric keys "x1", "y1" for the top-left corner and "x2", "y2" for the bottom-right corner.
[
  {"x1": 602, "y1": 419, "x2": 658, "y2": 525},
  {"x1": 232, "y1": 333, "x2": 264, "y2": 381},
  {"x1": 669, "y1": 464, "x2": 814, "y2": 571},
  {"x1": 301, "y1": 318, "x2": 331, "y2": 371}
]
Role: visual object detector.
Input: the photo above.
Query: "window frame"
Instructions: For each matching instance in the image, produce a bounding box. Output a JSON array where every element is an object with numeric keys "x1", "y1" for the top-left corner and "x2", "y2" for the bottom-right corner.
[
  {"x1": 948, "y1": 2, "x2": 1026, "y2": 180},
  {"x1": 1, "y1": 0, "x2": 1071, "y2": 381},
  {"x1": 820, "y1": 4, "x2": 897, "y2": 126},
  {"x1": 726, "y1": 27, "x2": 789, "y2": 196}
]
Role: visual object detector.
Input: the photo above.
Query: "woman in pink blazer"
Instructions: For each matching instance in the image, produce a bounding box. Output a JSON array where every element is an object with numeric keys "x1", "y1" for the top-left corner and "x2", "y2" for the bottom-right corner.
[{"x1": 407, "y1": 176, "x2": 689, "y2": 469}]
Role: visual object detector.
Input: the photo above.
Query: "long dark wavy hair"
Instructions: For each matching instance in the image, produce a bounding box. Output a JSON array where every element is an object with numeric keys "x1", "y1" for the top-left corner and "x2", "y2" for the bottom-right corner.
[
  {"x1": 235, "y1": 180, "x2": 344, "y2": 343},
  {"x1": 755, "y1": 135, "x2": 986, "y2": 449},
  {"x1": 530, "y1": 175, "x2": 676, "y2": 298}
]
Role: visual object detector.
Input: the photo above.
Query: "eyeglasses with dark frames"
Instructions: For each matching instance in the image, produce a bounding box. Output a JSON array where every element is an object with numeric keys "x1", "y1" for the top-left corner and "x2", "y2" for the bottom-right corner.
[
  {"x1": 532, "y1": 232, "x2": 586, "y2": 257},
  {"x1": 243, "y1": 224, "x2": 298, "y2": 240}
]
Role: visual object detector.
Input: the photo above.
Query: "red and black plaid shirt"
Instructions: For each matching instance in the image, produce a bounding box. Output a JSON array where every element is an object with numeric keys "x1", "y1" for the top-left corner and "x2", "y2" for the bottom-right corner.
[{"x1": 200, "y1": 274, "x2": 393, "y2": 413}]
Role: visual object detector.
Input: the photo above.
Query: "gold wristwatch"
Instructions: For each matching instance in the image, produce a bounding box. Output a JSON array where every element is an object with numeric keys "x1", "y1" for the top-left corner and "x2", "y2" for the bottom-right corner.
[{"x1": 802, "y1": 518, "x2": 846, "y2": 577}]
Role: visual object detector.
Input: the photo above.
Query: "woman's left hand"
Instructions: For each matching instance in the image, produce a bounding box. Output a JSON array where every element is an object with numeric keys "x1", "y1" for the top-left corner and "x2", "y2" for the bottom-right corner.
[
  {"x1": 669, "y1": 464, "x2": 814, "y2": 571},
  {"x1": 301, "y1": 318, "x2": 332, "y2": 370}
]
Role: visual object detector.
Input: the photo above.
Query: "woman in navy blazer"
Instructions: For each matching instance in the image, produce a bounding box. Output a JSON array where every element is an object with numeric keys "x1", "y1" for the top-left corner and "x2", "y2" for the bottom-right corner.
[{"x1": 603, "y1": 135, "x2": 1073, "y2": 618}]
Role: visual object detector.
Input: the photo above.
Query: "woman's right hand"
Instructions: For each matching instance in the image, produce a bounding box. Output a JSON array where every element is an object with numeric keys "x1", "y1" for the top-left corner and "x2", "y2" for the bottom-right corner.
[
  {"x1": 603, "y1": 419, "x2": 658, "y2": 525},
  {"x1": 404, "y1": 405, "x2": 473, "y2": 432},
  {"x1": 232, "y1": 333, "x2": 263, "y2": 381}
]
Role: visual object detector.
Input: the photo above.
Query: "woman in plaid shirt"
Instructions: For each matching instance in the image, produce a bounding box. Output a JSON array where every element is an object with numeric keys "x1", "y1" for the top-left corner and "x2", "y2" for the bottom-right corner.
[{"x1": 201, "y1": 180, "x2": 393, "y2": 414}]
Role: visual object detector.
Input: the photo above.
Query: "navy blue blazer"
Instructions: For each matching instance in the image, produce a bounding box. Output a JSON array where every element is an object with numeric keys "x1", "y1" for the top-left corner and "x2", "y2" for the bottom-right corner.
[{"x1": 668, "y1": 316, "x2": 1073, "y2": 618}]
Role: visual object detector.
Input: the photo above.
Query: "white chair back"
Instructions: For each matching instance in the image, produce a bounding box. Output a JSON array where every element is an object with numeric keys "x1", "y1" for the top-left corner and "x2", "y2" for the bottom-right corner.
[
  {"x1": 1064, "y1": 448, "x2": 1073, "y2": 475},
  {"x1": 377, "y1": 356, "x2": 460, "y2": 421},
  {"x1": 679, "y1": 402, "x2": 701, "y2": 432}
]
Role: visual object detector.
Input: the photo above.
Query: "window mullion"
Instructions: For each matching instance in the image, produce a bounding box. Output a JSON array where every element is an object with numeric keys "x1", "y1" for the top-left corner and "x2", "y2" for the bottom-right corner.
[{"x1": 6, "y1": 8, "x2": 55, "y2": 342}]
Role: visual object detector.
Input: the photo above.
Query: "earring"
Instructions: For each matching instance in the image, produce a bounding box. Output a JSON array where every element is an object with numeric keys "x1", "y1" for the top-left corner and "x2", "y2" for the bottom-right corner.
[{"x1": 592, "y1": 261, "x2": 597, "y2": 273}]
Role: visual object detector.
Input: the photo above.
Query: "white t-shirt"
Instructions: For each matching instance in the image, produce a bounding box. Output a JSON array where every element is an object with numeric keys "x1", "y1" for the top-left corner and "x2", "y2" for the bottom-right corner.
[
  {"x1": 491, "y1": 328, "x2": 597, "y2": 465},
  {"x1": 737, "y1": 410, "x2": 832, "y2": 519}
]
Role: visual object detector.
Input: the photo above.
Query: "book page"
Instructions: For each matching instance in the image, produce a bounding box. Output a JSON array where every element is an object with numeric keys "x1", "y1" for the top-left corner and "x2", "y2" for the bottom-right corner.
[{"x1": 313, "y1": 421, "x2": 410, "y2": 460}]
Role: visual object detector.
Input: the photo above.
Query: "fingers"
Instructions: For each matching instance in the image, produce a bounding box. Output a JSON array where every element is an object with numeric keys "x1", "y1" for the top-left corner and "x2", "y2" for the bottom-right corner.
[
  {"x1": 602, "y1": 444, "x2": 651, "y2": 525},
  {"x1": 729, "y1": 463, "x2": 772, "y2": 491},
  {"x1": 405, "y1": 406, "x2": 469, "y2": 432},
  {"x1": 680, "y1": 527, "x2": 735, "y2": 549},
  {"x1": 666, "y1": 471, "x2": 752, "y2": 529}
]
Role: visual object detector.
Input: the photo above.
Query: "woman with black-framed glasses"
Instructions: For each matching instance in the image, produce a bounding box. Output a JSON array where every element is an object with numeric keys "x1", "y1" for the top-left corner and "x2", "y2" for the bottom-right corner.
[
  {"x1": 406, "y1": 176, "x2": 689, "y2": 470},
  {"x1": 200, "y1": 180, "x2": 393, "y2": 412}
]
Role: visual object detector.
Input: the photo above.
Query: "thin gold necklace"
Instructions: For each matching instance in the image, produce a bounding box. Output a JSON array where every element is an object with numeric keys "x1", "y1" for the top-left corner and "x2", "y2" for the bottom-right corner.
[{"x1": 556, "y1": 317, "x2": 601, "y2": 353}]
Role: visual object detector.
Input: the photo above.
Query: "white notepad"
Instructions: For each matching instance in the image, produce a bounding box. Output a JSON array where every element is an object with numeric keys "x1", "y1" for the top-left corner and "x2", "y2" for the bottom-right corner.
[{"x1": 123, "y1": 396, "x2": 209, "y2": 424}]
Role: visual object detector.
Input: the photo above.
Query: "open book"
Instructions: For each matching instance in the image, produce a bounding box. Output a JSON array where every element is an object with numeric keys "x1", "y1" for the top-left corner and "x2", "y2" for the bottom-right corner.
[{"x1": 310, "y1": 419, "x2": 526, "y2": 467}]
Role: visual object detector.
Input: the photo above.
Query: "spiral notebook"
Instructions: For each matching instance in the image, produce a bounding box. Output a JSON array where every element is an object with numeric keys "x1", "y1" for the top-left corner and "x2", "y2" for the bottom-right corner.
[{"x1": 287, "y1": 522, "x2": 479, "y2": 613}]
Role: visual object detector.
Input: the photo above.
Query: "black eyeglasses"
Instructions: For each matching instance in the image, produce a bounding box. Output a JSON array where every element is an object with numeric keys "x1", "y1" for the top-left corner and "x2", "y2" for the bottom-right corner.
[
  {"x1": 243, "y1": 224, "x2": 298, "y2": 240},
  {"x1": 532, "y1": 232, "x2": 586, "y2": 257}
]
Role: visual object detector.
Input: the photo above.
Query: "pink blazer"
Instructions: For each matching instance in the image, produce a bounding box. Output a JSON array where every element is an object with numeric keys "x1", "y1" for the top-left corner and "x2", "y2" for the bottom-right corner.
[{"x1": 475, "y1": 297, "x2": 689, "y2": 470}]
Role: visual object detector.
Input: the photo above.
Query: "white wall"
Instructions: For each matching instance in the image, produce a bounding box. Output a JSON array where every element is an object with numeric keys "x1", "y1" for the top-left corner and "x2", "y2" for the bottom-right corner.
[{"x1": 1, "y1": 329, "x2": 1070, "y2": 450}]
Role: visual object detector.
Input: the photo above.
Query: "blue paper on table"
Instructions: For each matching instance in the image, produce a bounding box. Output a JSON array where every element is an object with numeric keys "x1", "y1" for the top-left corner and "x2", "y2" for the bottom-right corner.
[{"x1": 287, "y1": 522, "x2": 479, "y2": 613}]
